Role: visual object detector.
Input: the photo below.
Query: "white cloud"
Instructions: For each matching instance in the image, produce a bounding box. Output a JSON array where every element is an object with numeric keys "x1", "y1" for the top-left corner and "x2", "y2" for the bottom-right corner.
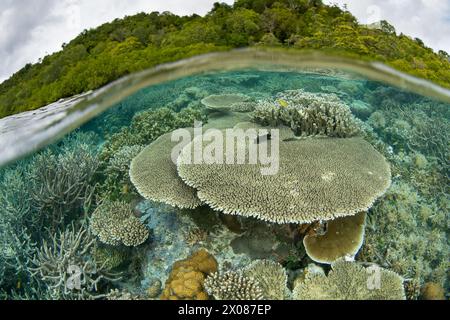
[
  {"x1": 0, "y1": 0, "x2": 234, "y2": 82},
  {"x1": 324, "y1": 0, "x2": 450, "y2": 53}
]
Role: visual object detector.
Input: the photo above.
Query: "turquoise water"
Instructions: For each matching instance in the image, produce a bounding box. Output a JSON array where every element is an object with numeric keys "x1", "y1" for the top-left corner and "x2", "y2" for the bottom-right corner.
[{"x1": 0, "y1": 69, "x2": 448, "y2": 300}]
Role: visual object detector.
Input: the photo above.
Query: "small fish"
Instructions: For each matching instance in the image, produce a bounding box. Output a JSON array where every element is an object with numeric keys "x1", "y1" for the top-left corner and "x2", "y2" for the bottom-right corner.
[{"x1": 278, "y1": 99, "x2": 288, "y2": 108}]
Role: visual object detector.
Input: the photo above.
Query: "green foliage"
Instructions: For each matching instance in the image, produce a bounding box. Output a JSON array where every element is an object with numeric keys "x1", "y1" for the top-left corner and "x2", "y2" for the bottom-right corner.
[
  {"x1": 0, "y1": 131, "x2": 100, "y2": 297},
  {"x1": 0, "y1": 0, "x2": 449, "y2": 118}
]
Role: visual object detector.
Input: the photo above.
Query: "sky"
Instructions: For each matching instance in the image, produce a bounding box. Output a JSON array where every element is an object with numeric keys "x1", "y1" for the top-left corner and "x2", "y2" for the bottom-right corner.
[{"x1": 1, "y1": 0, "x2": 449, "y2": 83}]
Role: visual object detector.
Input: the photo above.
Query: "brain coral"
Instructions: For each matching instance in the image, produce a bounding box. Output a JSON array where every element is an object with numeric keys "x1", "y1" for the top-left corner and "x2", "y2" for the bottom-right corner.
[
  {"x1": 204, "y1": 270, "x2": 264, "y2": 300},
  {"x1": 161, "y1": 249, "x2": 218, "y2": 300},
  {"x1": 177, "y1": 129, "x2": 391, "y2": 224},
  {"x1": 130, "y1": 129, "x2": 202, "y2": 209},
  {"x1": 242, "y1": 260, "x2": 289, "y2": 300},
  {"x1": 303, "y1": 212, "x2": 367, "y2": 264},
  {"x1": 201, "y1": 94, "x2": 250, "y2": 113},
  {"x1": 252, "y1": 89, "x2": 361, "y2": 138},
  {"x1": 293, "y1": 260, "x2": 405, "y2": 300},
  {"x1": 90, "y1": 200, "x2": 149, "y2": 246}
]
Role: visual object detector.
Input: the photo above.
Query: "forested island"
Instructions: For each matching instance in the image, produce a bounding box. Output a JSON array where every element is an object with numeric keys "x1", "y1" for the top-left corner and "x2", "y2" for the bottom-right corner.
[{"x1": 1, "y1": 0, "x2": 449, "y2": 118}]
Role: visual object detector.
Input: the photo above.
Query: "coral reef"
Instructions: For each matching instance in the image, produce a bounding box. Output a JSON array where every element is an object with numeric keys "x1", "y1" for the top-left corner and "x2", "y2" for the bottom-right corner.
[
  {"x1": 100, "y1": 106, "x2": 207, "y2": 165},
  {"x1": 90, "y1": 201, "x2": 149, "y2": 247},
  {"x1": 201, "y1": 94, "x2": 250, "y2": 113},
  {"x1": 252, "y1": 90, "x2": 361, "y2": 138},
  {"x1": 350, "y1": 100, "x2": 373, "y2": 120},
  {"x1": 99, "y1": 106, "x2": 207, "y2": 201},
  {"x1": 242, "y1": 260, "x2": 289, "y2": 300},
  {"x1": 230, "y1": 101, "x2": 257, "y2": 113},
  {"x1": 184, "y1": 227, "x2": 209, "y2": 246},
  {"x1": 31, "y1": 224, "x2": 121, "y2": 299},
  {"x1": 204, "y1": 270, "x2": 264, "y2": 300},
  {"x1": 1, "y1": 70, "x2": 449, "y2": 301},
  {"x1": 360, "y1": 181, "x2": 449, "y2": 293},
  {"x1": 130, "y1": 129, "x2": 202, "y2": 209},
  {"x1": 420, "y1": 282, "x2": 445, "y2": 300},
  {"x1": 29, "y1": 133, "x2": 99, "y2": 229},
  {"x1": 0, "y1": 132, "x2": 99, "y2": 297},
  {"x1": 147, "y1": 279, "x2": 163, "y2": 298},
  {"x1": 101, "y1": 145, "x2": 144, "y2": 201},
  {"x1": 303, "y1": 212, "x2": 366, "y2": 264},
  {"x1": 178, "y1": 130, "x2": 391, "y2": 224},
  {"x1": 107, "y1": 289, "x2": 146, "y2": 300},
  {"x1": 367, "y1": 102, "x2": 450, "y2": 172},
  {"x1": 230, "y1": 220, "x2": 301, "y2": 263},
  {"x1": 203, "y1": 111, "x2": 252, "y2": 130},
  {"x1": 161, "y1": 249, "x2": 218, "y2": 300},
  {"x1": 91, "y1": 245, "x2": 127, "y2": 271},
  {"x1": 293, "y1": 260, "x2": 405, "y2": 300}
]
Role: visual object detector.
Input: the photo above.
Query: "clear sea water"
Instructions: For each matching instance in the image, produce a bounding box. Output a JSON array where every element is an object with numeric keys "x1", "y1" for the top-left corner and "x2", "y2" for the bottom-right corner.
[{"x1": 0, "y1": 50, "x2": 448, "y2": 300}]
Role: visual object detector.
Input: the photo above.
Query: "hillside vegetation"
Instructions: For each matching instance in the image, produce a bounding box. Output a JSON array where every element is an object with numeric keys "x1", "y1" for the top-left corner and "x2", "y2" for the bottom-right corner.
[{"x1": 1, "y1": 0, "x2": 449, "y2": 118}]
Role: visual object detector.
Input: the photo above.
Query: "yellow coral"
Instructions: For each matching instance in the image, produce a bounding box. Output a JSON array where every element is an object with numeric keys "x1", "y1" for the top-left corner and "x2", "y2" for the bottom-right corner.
[{"x1": 161, "y1": 249, "x2": 218, "y2": 300}]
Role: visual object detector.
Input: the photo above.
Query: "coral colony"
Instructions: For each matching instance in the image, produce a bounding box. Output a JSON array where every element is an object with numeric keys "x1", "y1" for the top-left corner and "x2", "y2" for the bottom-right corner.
[{"x1": 0, "y1": 71, "x2": 448, "y2": 300}]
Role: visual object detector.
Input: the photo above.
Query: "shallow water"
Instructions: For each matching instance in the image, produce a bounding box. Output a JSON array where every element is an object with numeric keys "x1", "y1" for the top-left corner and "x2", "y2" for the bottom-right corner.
[{"x1": 0, "y1": 50, "x2": 449, "y2": 300}]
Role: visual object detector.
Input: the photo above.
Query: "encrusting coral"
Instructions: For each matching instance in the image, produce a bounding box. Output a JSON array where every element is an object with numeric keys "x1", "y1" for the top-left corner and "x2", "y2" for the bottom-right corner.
[
  {"x1": 242, "y1": 260, "x2": 289, "y2": 300},
  {"x1": 90, "y1": 200, "x2": 149, "y2": 247},
  {"x1": 204, "y1": 270, "x2": 264, "y2": 300},
  {"x1": 252, "y1": 89, "x2": 361, "y2": 138},
  {"x1": 303, "y1": 211, "x2": 367, "y2": 264},
  {"x1": 177, "y1": 129, "x2": 391, "y2": 224},
  {"x1": 129, "y1": 129, "x2": 202, "y2": 209},
  {"x1": 293, "y1": 260, "x2": 406, "y2": 300},
  {"x1": 161, "y1": 249, "x2": 218, "y2": 300}
]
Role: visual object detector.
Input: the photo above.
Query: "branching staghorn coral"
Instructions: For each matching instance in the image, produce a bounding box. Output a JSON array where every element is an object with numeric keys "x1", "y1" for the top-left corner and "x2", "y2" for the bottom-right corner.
[
  {"x1": 252, "y1": 89, "x2": 361, "y2": 138},
  {"x1": 0, "y1": 132, "x2": 100, "y2": 296},
  {"x1": 367, "y1": 102, "x2": 449, "y2": 174},
  {"x1": 31, "y1": 223, "x2": 121, "y2": 300},
  {"x1": 0, "y1": 162, "x2": 40, "y2": 294},
  {"x1": 29, "y1": 136, "x2": 99, "y2": 229},
  {"x1": 360, "y1": 181, "x2": 449, "y2": 293}
]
